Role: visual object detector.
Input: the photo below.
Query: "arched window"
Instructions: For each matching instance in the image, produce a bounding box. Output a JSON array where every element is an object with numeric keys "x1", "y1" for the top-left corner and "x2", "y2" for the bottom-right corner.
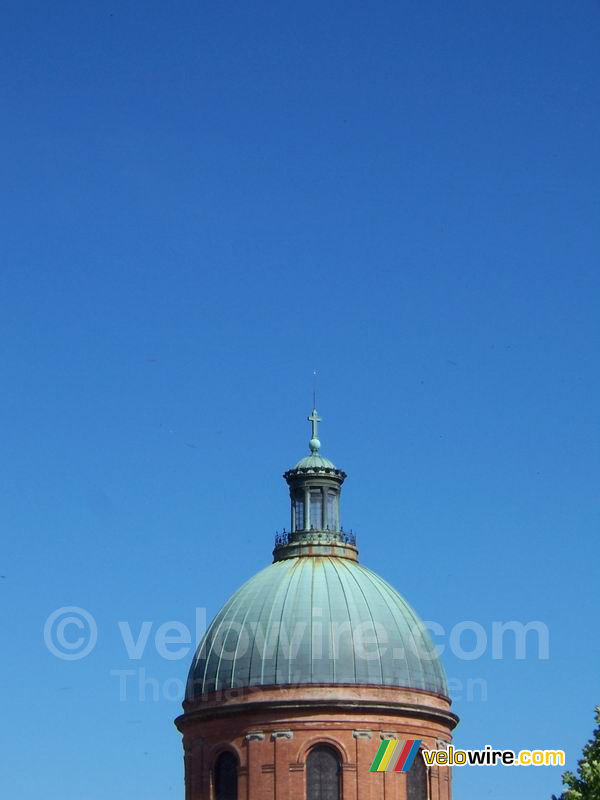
[
  {"x1": 306, "y1": 744, "x2": 341, "y2": 800},
  {"x1": 407, "y1": 749, "x2": 427, "y2": 800},
  {"x1": 213, "y1": 751, "x2": 237, "y2": 800}
]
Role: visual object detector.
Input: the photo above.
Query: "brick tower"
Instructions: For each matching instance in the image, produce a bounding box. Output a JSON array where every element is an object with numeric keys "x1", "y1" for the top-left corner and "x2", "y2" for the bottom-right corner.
[{"x1": 175, "y1": 408, "x2": 457, "y2": 799}]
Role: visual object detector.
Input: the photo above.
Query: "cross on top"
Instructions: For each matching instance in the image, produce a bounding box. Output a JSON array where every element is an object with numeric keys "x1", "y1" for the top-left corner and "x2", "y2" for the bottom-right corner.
[{"x1": 308, "y1": 408, "x2": 322, "y2": 445}]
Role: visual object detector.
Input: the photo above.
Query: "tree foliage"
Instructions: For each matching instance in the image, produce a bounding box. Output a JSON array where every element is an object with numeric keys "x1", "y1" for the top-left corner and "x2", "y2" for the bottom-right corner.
[{"x1": 553, "y1": 706, "x2": 600, "y2": 800}]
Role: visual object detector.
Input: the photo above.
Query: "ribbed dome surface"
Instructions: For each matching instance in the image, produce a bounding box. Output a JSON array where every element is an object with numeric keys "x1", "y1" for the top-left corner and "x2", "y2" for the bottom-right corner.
[
  {"x1": 293, "y1": 453, "x2": 337, "y2": 470},
  {"x1": 188, "y1": 556, "x2": 447, "y2": 697}
]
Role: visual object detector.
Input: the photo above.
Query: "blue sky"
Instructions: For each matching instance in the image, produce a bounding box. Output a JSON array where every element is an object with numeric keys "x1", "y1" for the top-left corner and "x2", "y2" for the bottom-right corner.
[{"x1": 1, "y1": 2, "x2": 599, "y2": 798}]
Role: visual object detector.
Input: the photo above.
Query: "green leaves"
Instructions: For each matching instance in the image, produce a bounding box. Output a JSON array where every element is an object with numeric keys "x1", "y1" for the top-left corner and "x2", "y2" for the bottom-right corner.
[{"x1": 553, "y1": 707, "x2": 600, "y2": 800}]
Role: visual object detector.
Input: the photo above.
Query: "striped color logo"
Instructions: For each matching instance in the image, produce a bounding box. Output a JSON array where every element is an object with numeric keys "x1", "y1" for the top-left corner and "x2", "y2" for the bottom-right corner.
[{"x1": 369, "y1": 740, "x2": 423, "y2": 772}]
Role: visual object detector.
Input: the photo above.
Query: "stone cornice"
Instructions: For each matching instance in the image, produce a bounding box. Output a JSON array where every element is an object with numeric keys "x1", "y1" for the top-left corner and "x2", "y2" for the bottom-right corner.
[
  {"x1": 283, "y1": 467, "x2": 346, "y2": 484},
  {"x1": 175, "y1": 695, "x2": 458, "y2": 732}
]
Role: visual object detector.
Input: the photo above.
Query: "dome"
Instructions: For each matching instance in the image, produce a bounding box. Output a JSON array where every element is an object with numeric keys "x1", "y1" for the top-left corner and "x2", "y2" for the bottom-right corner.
[
  {"x1": 188, "y1": 555, "x2": 447, "y2": 697},
  {"x1": 294, "y1": 453, "x2": 337, "y2": 470}
]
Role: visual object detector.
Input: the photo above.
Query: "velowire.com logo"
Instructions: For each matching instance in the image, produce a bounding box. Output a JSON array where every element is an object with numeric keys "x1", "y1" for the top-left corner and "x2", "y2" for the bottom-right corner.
[{"x1": 370, "y1": 740, "x2": 422, "y2": 772}]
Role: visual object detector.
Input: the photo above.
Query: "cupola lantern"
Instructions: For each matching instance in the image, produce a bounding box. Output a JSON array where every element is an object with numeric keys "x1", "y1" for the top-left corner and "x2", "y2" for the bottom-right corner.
[{"x1": 274, "y1": 407, "x2": 356, "y2": 562}]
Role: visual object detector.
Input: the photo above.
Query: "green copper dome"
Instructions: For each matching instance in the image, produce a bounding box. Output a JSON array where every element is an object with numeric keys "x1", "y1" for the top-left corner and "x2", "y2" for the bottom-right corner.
[
  {"x1": 294, "y1": 453, "x2": 337, "y2": 470},
  {"x1": 188, "y1": 556, "x2": 447, "y2": 697},
  {"x1": 186, "y1": 407, "x2": 448, "y2": 701}
]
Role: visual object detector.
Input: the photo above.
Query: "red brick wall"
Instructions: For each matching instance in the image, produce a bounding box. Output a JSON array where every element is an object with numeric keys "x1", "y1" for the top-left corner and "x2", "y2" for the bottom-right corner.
[{"x1": 176, "y1": 684, "x2": 456, "y2": 800}]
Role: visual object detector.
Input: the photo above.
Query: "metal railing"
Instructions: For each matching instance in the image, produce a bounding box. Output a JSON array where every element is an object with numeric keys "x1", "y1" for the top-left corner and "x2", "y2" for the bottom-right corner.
[{"x1": 274, "y1": 529, "x2": 357, "y2": 548}]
